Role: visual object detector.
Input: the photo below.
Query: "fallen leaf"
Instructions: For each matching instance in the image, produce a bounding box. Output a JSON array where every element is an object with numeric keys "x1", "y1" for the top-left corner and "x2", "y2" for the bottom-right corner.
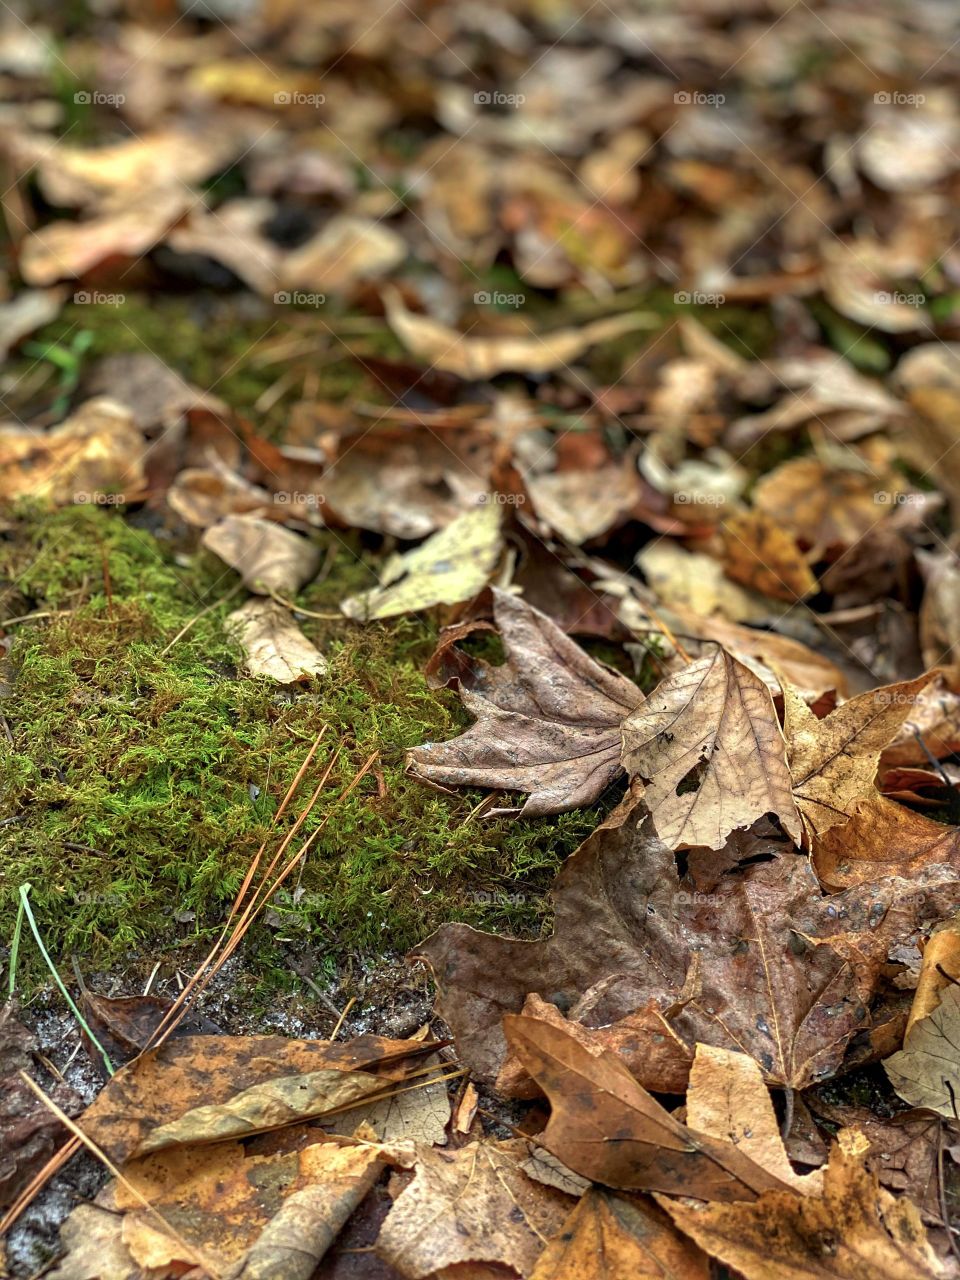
[
  {"x1": 752, "y1": 457, "x2": 898, "y2": 553},
  {"x1": 408, "y1": 588, "x2": 641, "y2": 815},
  {"x1": 782, "y1": 672, "x2": 938, "y2": 840},
  {"x1": 885, "y1": 981, "x2": 960, "y2": 1118},
  {"x1": 503, "y1": 1016, "x2": 791, "y2": 1200},
  {"x1": 375, "y1": 1139, "x2": 571, "y2": 1279},
  {"x1": 77, "y1": 988, "x2": 222, "y2": 1074},
  {"x1": 341, "y1": 504, "x2": 503, "y2": 621},
  {"x1": 0, "y1": 398, "x2": 145, "y2": 504},
  {"x1": 530, "y1": 1187, "x2": 709, "y2": 1279},
  {"x1": 722, "y1": 508, "x2": 817, "y2": 601},
  {"x1": 227, "y1": 598, "x2": 327, "y2": 682},
  {"x1": 383, "y1": 287, "x2": 655, "y2": 379},
  {"x1": 282, "y1": 216, "x2": 407, "y2": 292},
  {"x1": 167, "y1": 464, "x2": 275, "y2": 528},
  {"x1": 637, "y1": 541, "x2": 770, "y2": 624},
  {"x1": 0, "y1": 288, "x2": 64, "y2": 363},
  {"x1": 658, "y1": 1141, "x2": 946, "y2": 1280},
  {"x1": 621, "y1": 648, "x2": 801, "y2": 849},
  {"x1": 522, "y1": 459, "x2": 643, "y2": 545},
  {"x1": 812, "y1": 794, "x2": 960, "y2": 889},
  {"x1": 202, "y1": 514, "x2": 321, "y2": 594}
]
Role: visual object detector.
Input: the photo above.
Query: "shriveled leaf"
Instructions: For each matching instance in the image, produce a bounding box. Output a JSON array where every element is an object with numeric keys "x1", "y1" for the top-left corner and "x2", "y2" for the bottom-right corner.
[
  {"x1": 408, "y1": 589, "x2": 641, "y2": 815},
  {"x1": 0, "y1": 398, "x2": 144, "y2": 504},
  {"x1": 503, "y1": 1016, "x2": 791, "y2": 1200},
  {"x1": 384, "y1": 286, "x2": 655, "y2": 379},
  {"x1": 721, "y1": 508, "x2": 817, "y2": 601},
  {"x1": 530, "y1": 1187, "x2": 709, "y2": 1280},
  {"x1": 658, "y1": 1142, "x2": 946, "y2": 1280},
  {"x1": 77, "y1": 989, "x2": 221, "y2": 1075},
  {"x1": 885, "y1": 983, "x2": 960, "y2": 1117},
  {"x1": 783, "y1": 672, "x2": 938, "y2": 839},
  {"x1": 227, "y1": 598, "x2": 327, "y2": 682},
  {"x1": 687, "y1": 1044, "x2": 822, "y2": 1194},
  {"x1": 375, "y1": 1139, "x2": 571, "y2": 1279},
  {"x1": 341, "y1": 504, "x2": 502, "y2": 620},
  {"x1": 621, "y1": 648, "x2": 801, "y2": 849},
  {"x1": 202, "y1": 514, "x2": 321, "y2": 594},
  {"x1": 80, "y1": 1032, "x2": 434, "y2": 1163}
]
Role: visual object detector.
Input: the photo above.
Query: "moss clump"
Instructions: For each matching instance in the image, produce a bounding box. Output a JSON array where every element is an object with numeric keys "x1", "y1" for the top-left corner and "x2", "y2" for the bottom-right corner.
[{"x1": 0, "y1": 505, "x2": 607, "y2": 992}]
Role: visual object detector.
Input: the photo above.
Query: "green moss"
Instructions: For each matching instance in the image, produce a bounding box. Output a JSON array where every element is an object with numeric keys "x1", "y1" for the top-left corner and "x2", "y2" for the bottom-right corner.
[{"x1": 0, "y1": 505, "x2": 605, "y2": 991}]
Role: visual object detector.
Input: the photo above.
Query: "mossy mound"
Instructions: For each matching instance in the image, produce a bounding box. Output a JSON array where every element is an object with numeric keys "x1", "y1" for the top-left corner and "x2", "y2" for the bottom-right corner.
[{"x1": 0, "y1": 504, "x2": 605, "y2": 993}]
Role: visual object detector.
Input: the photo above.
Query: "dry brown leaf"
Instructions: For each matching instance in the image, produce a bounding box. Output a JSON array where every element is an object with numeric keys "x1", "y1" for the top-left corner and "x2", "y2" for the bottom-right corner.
[
  {"x1": 885, "y1": 981, "x2": 960, "y2": 1118},
  {"x1": 383, "y1": 287, "x2": 655, "y2": 379},
  {"x1": 783, "y1": 672, "x2": 938, "y2": 840},
  {"x1": 341, "y1": 503, "x2": 503, "y2": 621},
  {"x1": 812, "y1": 794, "x2": 960, "y2": 889},
  {"x1": 621, "y1": 648, "x2": 801, "y2": 849},
  {"x1": 686, "y1": 1044, "x2": 822, "y2": 1194},
  {"x1": 530, "y1": 1187, "x2": 709, "y2": 1280},
  {"x1": 415, "y1": 789, "x2": 935, "y2": 1091},
  {"x1": 375, "y1": 1139, "x2": 571, "y2": 1279},
  {"x1": 722, "y1": 508, "x2": 817, "y2": 601},
  {"x1": 522, "y1": 461, "x2": 643, "y2": 545},
  {"x1": 227, "y1": 598, "x2": 327, "y2": 682},
  {"x1": 167, "y1": 464, "x2": 275, "y2": 528},
  {"x1": 752, "y1": 457, "x2": 896, "y2": 552},
  {"x1": 79, "y1": 1032, "x2": 433, "y2": 1163},
  {"x1": 503, "y1": 1016, "x2": 792, "y2": 1200},
  {"x1": 202, "y1": 514, "x2": 321, "y2": 594},
  {"x1": 658, "y1": 1141, "x2": 946, "y2": 1280},
  {"x1": 636, "y1": 541, "x2": 770, "y2": 624},
  {"x1": 906, "y1": 913, "x2": 960, "y2": 1037},
  {"x1": 0, "y1": 398, "x2": 145, "y2": 504},
  {"x1": 408, "y1": 588, "x2": 641, "y2": 815},
  {"x1": 47, "y1": 1191, "x2": 138, "y2": 1280},
  {"x1": 281, "y1": 216, "x2": 406, "y2": 292}
]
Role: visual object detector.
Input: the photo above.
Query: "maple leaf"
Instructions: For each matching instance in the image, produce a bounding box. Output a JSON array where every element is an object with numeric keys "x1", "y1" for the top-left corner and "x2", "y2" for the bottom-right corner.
[
  {"x1": 413, "y1": 789, "x2": 960, "y2": 1090},
  {"x1": 620, "y1": 647, "x2": 801, "y2": 849},
  {"x1": 408, "y1": 589, "x2": 642, "y2": 815},
  {"x1": 782, "y1": 671, "x2": 938, "y2": 839}
]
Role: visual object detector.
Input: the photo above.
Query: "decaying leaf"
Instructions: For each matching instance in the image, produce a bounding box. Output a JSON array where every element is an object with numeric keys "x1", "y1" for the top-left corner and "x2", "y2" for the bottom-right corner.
[
  {"x1": 383, "y1": 287, "x2": 655, "y2": 379},
  {"x1": 722, "y1": 508, "x2": 817, "y2": 601},
  {"x1": 375, "y1": 1139, "x2": 571, "y2": 1279},
  {"x1": 167, "y1": 463, "x2": 274, "y2": 528},
  {"x1": 812, "y1": 794, "x2": 960, "y2": 889},
  {"x1": 0, "y1": 398, "x2": 145, "y2": 504},
  {"x1": 636, "y1": 541, "x2": 770, "y2": 625},
  {"x1": 408, "y1": 589, "x2": 642, "y2": 815},
  {"x1": 341, "y1": 503, "x2": 503, "y2": 620},
  {"x1": 782, "y1": 672, "x2": 938, "y2": 840},
  {"x1": 658, "y1": 1141, "x2": 946, "y2": 1280},
  {"x1": 885, "y1": 982, "x2": 960, "y2": 1118},
  {"x1": 415, "y1": 789, "x2": 930, "y2": 1090},
  {"x1": 530, "y1": 1187, "x2": 709, "y2": 1280},
  {"x1": 621, "y1": 648, "x2": 801, "y2": 849},
  {"x1": 503, "y1": 1015, "x2": 791, "y2": 1200},
  {"x1": 227, "y1": 598, "x2": 327, "y2": 682},
  {"x1": 202, "y1": 514, "x2": 321, "y2": 594}
]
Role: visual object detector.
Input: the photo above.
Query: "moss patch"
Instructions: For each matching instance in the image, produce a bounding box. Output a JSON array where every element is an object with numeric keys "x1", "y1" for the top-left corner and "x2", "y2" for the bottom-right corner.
[{"x1": 0, "y1": 505, "x2": 608, "y2": 991}]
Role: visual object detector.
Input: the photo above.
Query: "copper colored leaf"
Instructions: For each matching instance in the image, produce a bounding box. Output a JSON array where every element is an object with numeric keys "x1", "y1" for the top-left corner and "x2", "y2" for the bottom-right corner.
[
  {"x1": 375, "y1": 1139, "x2": 571, "y2": 1279},
  {"x1": 530, "y1": 1187, "x2": 709, "y2": 1280},
  {"x1": 503, "y1": 1016, "x2": 791, "y2": 1200},
  {"x1": 813, "y1": 795, "x2": 960, "y2": 889},
  {"x1": 408, "y1": 589, "x2": 642, "y2": 815},
  {"x1": 722, "y1": 508, "x2": 817, "y2": 601},
  {"x1": 783, "y1": 672, "x2": 938, "y2": 840},
  {"x1": 621, "y1": 648, "x2": 801, "y2": 849},
  {"x1": 78, "y1": 989, "x2": 222, "y2": 1074},
  {"x1": 657, "y1": 1142, "x2": 946, "y2": 1280}
]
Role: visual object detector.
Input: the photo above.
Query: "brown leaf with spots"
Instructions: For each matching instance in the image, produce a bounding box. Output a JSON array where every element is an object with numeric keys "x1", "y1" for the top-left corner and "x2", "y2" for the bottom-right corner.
[
  {"x1": 722, "y1": 507, "x2": 817, "y2": 601},
  {"x1": 657, "y1": 1141, "x2": 946, "y2": 1280},
  {"x1": 812, "y1": 794, "x2": 960, "y2": 889},
  {"x1": 408, "y1": 589, "x2": 642, "y2": 816},
  {"x1": 621, "y1": 648, "x2": 801, "y2": 849},
  {"x1": 375, "y1": 1139, "x2": 571, "y2": 1279},
  {"x1": 783, "y1": 672, "x2": 939, "y2": 840},
  {"x1": 530, "y1": 1188, "x2": 709, "y2": 1280}
]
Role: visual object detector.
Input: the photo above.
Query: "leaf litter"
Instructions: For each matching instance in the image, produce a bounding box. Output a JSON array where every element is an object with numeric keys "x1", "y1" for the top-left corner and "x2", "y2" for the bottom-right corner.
[{"x1": 6, "y1": 0, "x2": 960, "y2": 1275}]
